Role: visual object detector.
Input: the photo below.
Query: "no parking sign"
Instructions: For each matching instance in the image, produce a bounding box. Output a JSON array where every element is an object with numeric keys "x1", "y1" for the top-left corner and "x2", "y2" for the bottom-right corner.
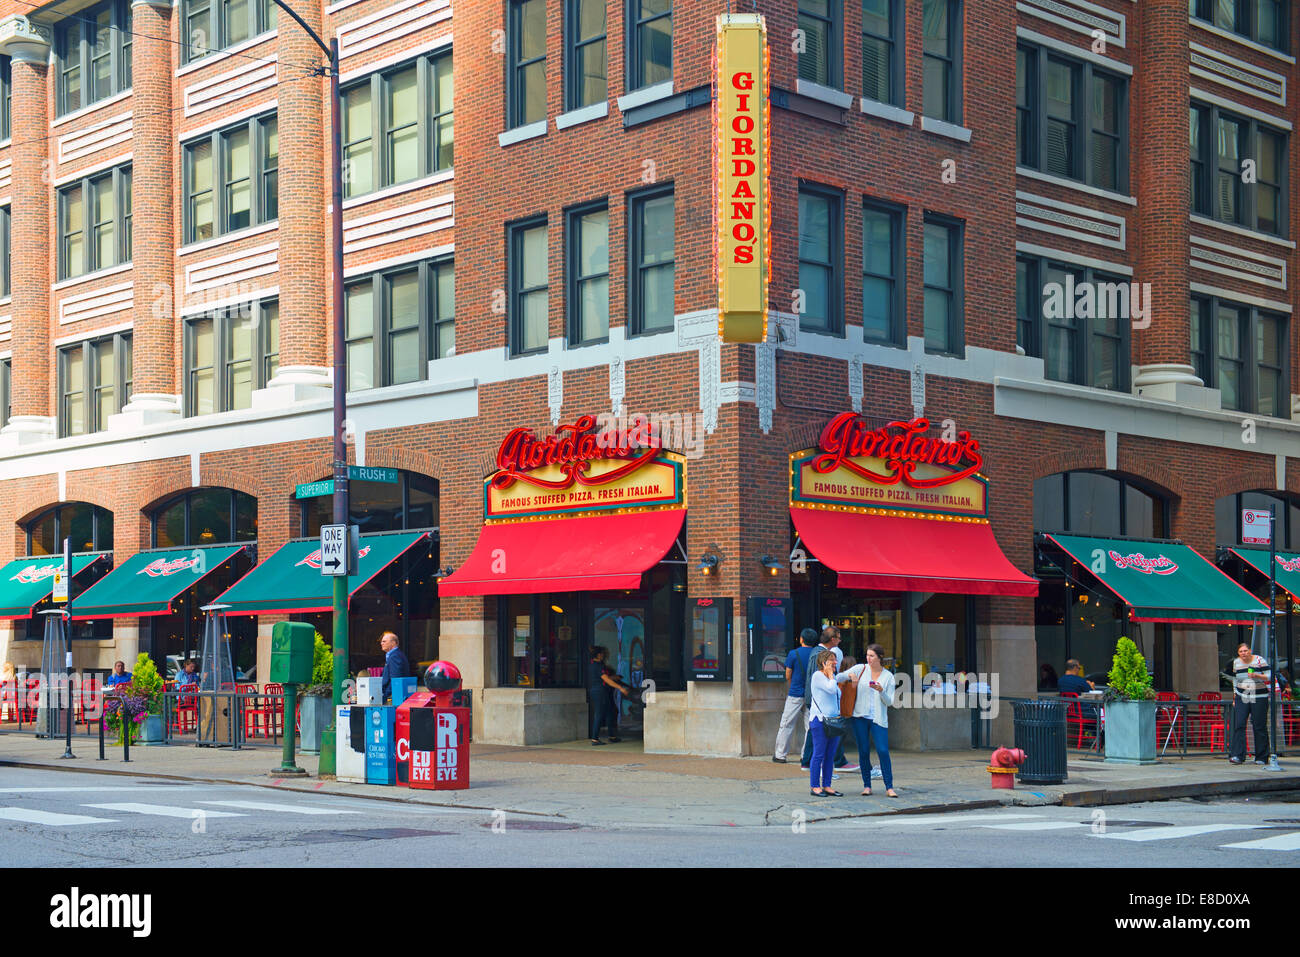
[{"x1": 1242, "y1": 509, "x2": 1273, "y2": 546}]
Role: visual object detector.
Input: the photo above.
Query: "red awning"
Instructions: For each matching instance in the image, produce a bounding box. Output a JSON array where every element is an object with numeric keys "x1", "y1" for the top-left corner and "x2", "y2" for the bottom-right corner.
[
  {"x1": 790, "y1": 507, "x2": 1038, "y2": 597},
  {"x1": 439, "y1": 509, "x2": 686, "y2": 596}
]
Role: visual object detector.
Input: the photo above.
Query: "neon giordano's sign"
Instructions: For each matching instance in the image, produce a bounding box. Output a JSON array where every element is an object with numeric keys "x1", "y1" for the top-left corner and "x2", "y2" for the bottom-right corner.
[
  {"x1": 491, "y1": 415, "x2": 661, "y2": 492},
  {"x1": 1108, "y1": 551, "x2": 1179, "y2": 575},
  {"x1": 811, "y1": 413, "x2": 984, "y2": 489},
  {"x1": 11, "y1": 565, "x2": 57, "y2": 584}
]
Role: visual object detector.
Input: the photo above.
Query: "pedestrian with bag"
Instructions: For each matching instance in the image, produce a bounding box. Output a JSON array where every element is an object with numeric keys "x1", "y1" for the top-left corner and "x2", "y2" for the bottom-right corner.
[
  {"x1": 772, "y1": 628, "x2": 819, "y2": 763},
  {"x1": 836, "y1": 643, "x2": 897, "y2": 797},
  {"x1": 800, "y1": 626, "x2": 854, "y2": 772},
  {"x1": 808, "y1": 649, "x2": 848, "y2": 797}
]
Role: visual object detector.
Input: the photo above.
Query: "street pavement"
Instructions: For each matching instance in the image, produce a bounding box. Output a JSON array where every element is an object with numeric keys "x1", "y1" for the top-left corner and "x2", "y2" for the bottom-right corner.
[{"x1": 2, "y1": 766, "x2": 1298, "y2": 867}]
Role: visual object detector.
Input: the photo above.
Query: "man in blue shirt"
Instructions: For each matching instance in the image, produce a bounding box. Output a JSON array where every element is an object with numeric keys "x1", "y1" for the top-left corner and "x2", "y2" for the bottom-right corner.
[
  {"x1": 1057, "y1": 659, "x2": 1094, "y2": 695},
  {"x1": 176, "y1": 660, "x2": 200, "y2": 688},
  {"x1": 379, "y1": 631, "x2": 411, "y2": 704},
  {"x1": 772, "y1": 629, "x2": 819, "y2": 763},
  {"x1": 104, "y1": 661, "x2": 132, "y2": 687}
]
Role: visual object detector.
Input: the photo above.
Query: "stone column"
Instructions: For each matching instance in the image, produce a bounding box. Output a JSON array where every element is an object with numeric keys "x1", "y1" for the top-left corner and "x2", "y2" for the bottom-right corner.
[
  {"x1": 261, "y1": 9, "x2": 331, "y2": 404},
  {"x1": 0, "y1": 16, "x2": 53, "y2": 448},
  {"x1": 1130, "y1": 3, "x2": 1198, "y2": 402},
  {"x1": 112, "y1": 0, "x2": 183, "y2": 429}
]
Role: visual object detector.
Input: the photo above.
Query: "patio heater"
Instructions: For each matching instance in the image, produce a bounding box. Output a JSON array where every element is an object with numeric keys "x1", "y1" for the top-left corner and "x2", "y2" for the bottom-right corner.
[
  {"x1": 196, "y1": 603, "x2": 238, "y2": 747},
  {"x1": 36, "y1": 609, "x2": 70, "y2": 740}
]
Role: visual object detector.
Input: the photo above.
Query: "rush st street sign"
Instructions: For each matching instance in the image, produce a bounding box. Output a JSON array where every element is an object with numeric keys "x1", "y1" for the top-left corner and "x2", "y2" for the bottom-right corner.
[
  {"x1": 295, "y1": 466, "x2": 399, "y2": 499},
  {"x1": 716, "y1": 13, "x2": 769, "y2": 344}
]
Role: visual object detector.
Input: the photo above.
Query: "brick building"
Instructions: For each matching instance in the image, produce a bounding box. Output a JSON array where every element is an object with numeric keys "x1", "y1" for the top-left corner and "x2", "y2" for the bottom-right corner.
[{"x1": 0, "y1": 0, "x2": 1298, "y2": 754}]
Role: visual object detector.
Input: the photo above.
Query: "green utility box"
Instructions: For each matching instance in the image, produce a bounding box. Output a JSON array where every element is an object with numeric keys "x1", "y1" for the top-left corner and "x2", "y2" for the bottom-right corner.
[{"x1": 269, "y1": 621, "x2": 316, "y2": 685}]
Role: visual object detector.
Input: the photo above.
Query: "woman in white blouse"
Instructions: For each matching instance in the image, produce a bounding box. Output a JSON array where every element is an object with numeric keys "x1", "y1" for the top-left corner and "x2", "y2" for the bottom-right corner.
[
  {"x1": 836, "y1": 643, "x2": 897, "y2": 797},
  {"x1": 808, "y1": 649, "x2": 844, "y2": 797}
]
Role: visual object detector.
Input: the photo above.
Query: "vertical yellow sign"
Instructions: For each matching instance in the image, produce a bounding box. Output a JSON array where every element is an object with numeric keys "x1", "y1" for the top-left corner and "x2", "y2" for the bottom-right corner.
[{"x1": 716, "y1": 14, "x2": 769, "y2": 344}]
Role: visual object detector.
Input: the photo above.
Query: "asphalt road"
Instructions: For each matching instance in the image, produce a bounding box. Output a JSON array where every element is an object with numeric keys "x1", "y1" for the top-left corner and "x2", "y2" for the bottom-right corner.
[{"x1": 1, "y1": 766, "x2": 1299, "y2": 868}]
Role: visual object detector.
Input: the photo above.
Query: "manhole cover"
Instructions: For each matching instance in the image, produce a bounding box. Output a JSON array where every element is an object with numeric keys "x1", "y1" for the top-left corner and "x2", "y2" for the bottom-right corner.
[
  {"x1": 292, "y1": 828, "x2": 450, "y2": 844},
  {"x1": 480, "y1": 820, "x2": 579, "y2": 831}
]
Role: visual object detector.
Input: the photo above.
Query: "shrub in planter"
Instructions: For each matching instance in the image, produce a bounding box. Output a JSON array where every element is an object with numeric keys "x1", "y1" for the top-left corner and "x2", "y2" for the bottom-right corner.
[{"x1": 1103, "y1": 637, "x2": 1157, "y2": 765}]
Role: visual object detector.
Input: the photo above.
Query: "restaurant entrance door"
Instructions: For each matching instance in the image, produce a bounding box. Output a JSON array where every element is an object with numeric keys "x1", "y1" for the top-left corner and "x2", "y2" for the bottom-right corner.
[{"x1": 592, "y1": 603, "x2": 649, "y2": 737}]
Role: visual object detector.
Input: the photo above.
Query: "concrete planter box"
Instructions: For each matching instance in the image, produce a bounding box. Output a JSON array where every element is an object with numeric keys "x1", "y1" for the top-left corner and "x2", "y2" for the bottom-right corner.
[
  {"x1": 1104, "y1": 700, "x2": 1157, "y2": 765},
  {"x1": 299, "y1": 695, "x2": 332, "y2": 753},
  {"x1": 138, "y1": 713, "x2": 164, "y2": 745}
]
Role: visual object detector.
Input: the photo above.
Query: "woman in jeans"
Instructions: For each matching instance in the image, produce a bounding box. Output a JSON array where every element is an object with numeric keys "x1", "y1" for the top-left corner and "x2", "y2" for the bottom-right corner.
[
  {"x1": 808, "y1": 649, "x2": 843, "y2": 797},
  {"x1": 837, "y1": 643, "x2": 897, "y2": 797}
]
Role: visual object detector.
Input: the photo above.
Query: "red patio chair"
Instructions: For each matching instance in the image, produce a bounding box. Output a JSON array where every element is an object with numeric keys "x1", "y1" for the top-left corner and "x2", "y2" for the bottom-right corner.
[
  {"x1": 263, "y1": 683, "x2": 285, "y2": 737},
  {"x1": 1193, "y1": 692, "x2": 1224, "y2": 749},
  {"x1": 1061, "y1": 692, "x2": 1098, "y2": 749},
  {"x1": 79, "y1": 678, "x2": 102, "y2": 727},
  {"x1": 1155, "y1": 691, "x2": 1182, "y2": 751},
  {"x1": 171, "y1": 686, "x2": 198, "y2": 734}
]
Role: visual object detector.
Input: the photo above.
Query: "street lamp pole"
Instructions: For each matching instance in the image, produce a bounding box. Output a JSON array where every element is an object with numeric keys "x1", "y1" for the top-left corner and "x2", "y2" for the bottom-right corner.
[{"x1": 266, "y1": 3, "x2": 346, "y2": 775}]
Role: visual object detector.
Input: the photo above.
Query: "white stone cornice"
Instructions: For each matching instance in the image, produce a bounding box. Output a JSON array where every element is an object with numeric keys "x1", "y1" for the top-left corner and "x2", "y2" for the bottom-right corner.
[{"x1": 0, "y1": 16, "x2": 51, "y2": 64}]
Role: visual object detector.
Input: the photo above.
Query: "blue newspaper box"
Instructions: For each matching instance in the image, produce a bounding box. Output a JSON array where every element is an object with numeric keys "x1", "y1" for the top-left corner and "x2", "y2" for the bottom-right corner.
[
  {"x1": 365, "y1": 706, "x2": 395, "y2": 785},
  {"x1": 391, "y1": 676, "x2": 416, "y2": 706}
]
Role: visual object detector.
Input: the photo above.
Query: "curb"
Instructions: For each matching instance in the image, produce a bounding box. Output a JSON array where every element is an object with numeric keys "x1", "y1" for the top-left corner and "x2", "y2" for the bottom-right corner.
[{"x1": 1058, "y1": 774, "x2": 1300, "y2": 807}]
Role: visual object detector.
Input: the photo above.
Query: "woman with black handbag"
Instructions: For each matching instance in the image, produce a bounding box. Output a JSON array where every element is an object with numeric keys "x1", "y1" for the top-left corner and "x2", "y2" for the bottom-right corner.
[
  {"x1": 808, "y1": 649, "x2": 847, "y2": 797},
  {"x1": 837, "y1": 644, "x2": 897, "y2": 797}
]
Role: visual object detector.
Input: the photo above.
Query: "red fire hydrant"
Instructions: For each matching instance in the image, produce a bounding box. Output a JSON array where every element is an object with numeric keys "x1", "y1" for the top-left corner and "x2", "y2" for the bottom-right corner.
[{"x1": 987, "y1": 746, "x2": 1027, "y2": 789}]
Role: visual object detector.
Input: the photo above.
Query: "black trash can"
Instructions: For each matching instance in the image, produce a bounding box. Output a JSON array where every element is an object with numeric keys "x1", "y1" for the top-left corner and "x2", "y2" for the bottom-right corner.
[{"x1": 1013, "y1": 699, "x2": 1068, "y2": 784}]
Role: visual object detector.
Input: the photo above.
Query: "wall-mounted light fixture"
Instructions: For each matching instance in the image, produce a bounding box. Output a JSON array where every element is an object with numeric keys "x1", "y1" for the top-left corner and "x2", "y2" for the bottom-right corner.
[
  {"x1": 759, "y1": 555, "x2": 781, "y2": 576},
  {"x1": 434, "y1": 565, "x2": 455, "y2": 580},
  {"x1": 697, "y1": 551, "x2": 721, "y2": 575}
]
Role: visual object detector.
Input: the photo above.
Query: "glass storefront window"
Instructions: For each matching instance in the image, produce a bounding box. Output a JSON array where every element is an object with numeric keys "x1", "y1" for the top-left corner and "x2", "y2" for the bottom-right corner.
[
  {"x1": 914, "y1": 592, "x2": 968, "y2": 676},
  {"x1": 300, "y1": 471, "x2": 439, "y2": 536},
  {"x1": 1067, "y1": 472, "x2": 1122, "y2": 537},
  {"x1": 24, "y1": 502, "x2": 114, "y2": 555},
  {"x1": 1033, "y1": 470, "x2": 1167, "y2": 537},
  {"x1": 150, "y1": 488, "x2": 257, "y2": 546},
  {"x1": 504, "y1": 595, "x2": 532, "y2": 686}
]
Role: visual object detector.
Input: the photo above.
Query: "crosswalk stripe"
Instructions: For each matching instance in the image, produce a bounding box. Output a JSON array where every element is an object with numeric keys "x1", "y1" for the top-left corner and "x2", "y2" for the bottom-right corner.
[
  {"x1": 199, "y1": 800, "x2": 360, "y2": 815},
  {"x1": 1220, "y1": 832, "x2": 1300, "y2": 851},
  {"x1": 84, "y1": 803, "x2": 245, "y2": 819},
  {"x1": 1094, "y1": 824, "x2": 1263, "y2": 842},
  {"x1": 978, "y1": 821, "x2": 1090, "y2": 831},
  {"x1": 0, "y1": 807, "x2": 116, "y2": 826},
  {"x1": 830, "y1": 813, "x2": 1042, "y2": 827},
  {"x1": 0, "y1": 786, "x2": 202, "y2": 793}
]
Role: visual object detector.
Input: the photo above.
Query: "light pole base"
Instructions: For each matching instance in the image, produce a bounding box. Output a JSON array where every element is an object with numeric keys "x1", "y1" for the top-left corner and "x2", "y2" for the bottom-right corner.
[
  {"x1": 59, "y1": 751, "x2": 76, "y2": 760},
  {"x1": 270, "y1": 766, "x2": 309, "y2": 777},
  {"x1": 1265, "y1": 755, "x2": 1284, "y2": 771}
]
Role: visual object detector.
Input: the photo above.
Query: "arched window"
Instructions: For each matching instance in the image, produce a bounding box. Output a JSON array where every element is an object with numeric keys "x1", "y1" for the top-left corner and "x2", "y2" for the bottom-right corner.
[
  {"x1": 151, "y1": 488, "x2": 257, "y2": 547},
  {"x1": 1215, "y1": 489, "x2": 1300, "y2": 550},
  {"x1": 24, "y1": 502, "x2": 114, "y2": 554},
  {"x1": 298, "y1": 470, "x2": 438, "y2": 536},
  {"x1": 1032, "y1": 470, "x2": 1168, "y2": 538}
]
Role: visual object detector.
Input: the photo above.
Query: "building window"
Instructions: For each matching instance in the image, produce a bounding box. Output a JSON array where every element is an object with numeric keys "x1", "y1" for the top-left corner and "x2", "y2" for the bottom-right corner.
[
  {"x1": 345, "y1": 259, "x2": 452, "y2": 390},
  {"x1": 300, "y1": 470, "x2": 439, "y2": 536},
  {"x1": 628, "y1": 0, "x2": 672, "y2": 92},
  {"x1": 1016, "y1": 255, "x2": 1131, "y2": 391},
  {"x1": 1017, "y1": 43, "x2": 1127, "y2": 191},
  {"x1": 798, "y1": 0, "x2": 840, "y2": 89},
  {"x1": 922, "y1": 0, "x2": 960, "y2": 123},
  {"x1": 183, "y1": 113, "x2": 278, "y2": 244},
  {"x1": 58, "y1": 333, "x2": 132, "y2": 437},
  {"x1": 181, "y1": 0, "x2": 275, "y2": 64},
  {"x1": 185, "y1": 299, "x2": 279, "y2": 416},
  {"x1": 1033, "y1": 470, "x2": 1168, "y2": 539},
  {"x1": 55, "y1": 0, "x2": 132, "y2": 117},
  {"x1": 0, "y1": 205, "x2": 9, "y2": 299},
  {"x1": 1217, "y1": 490, "x2": 1300, "y2": 549},
  {"x1": 57, "y1": 165, "x2": 132, "y2": 281},
  {"x1": 341, "y1": 51, "x2": 452, "y2": 199},
  {"x1": 1191, "y1": 295, "x2": 1288, "y2": 416},
  {"x1": 25, "y1": 502, "x2": 115, "y2": 555},
  {"x1": 567, "y1": 202, "x2": 610, "y2": 345},
  {"x1": 566, "y1": 0, "x2": 607, "y2": 110},
  {"x1": 862, "y1": 0, "x2": 902, "y2": 106},
  {"x1": 798, "y1": 185, "x2": 842, "y2": 334},
  {"x1": 1190, "y1": 102, "x2": 1287, "y2": 236},
  {"x1": 628, "y1": 185, "x2": 675, "y2": 335},
  {"x1": 508, "y1": 219, "x2": 549, "y2": 355},
  {"x1": 862, "y1": 201, "x2": 903, "y2": 344},
  {"x1": 152, "y1": 488, "x2": 257, "y2": 547},
  {"x1": 1190, "y1": 0, "x2": 1287, "y2": 53},
  {"x1": 0, "y1": 55, "x2": 10, "y2": 141},
  {"x1": 923, "y1": 216, "x2": 962, "y2": 354},
  {"x1": 508, "y1": 0, "x2": 547, "y2": 129},
  {"x1": 0, "y1": 358, "x2": 9, "y2": 430}
]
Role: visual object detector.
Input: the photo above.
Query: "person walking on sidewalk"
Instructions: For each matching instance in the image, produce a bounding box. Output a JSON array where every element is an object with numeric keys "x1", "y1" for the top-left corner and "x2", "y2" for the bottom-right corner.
[
  {"x1": 773, "y1": 629, "x2": 819, "y2": 763},
  {"x1": 1230, "y1": 642, "x2": 1271, "y2": 765},
  {"x1": 589, "y1": 646, "x2": 632, "y2": 745},
  {"x1": 800, "y1": 626, "x2": 855, "y2": 772},
  {"x1": 836, "y1": 643, "x2": 897, "y2": 797},
  {"x1": 808, "y1": 649, "x2": 843, "y2": 797}
]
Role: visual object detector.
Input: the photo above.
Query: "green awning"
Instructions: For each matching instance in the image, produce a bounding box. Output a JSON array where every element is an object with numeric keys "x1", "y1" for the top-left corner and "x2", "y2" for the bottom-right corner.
[
  {"x1": 0, "y1": 553, "x2": 108, "y2": 619},
  {"x1": 213, "y1": 531, "x2": 433, "y2": 615},
  {"x1": 1229, "y1": 547, "x2": 1300, "y2": 603},
  {"x1": 69, "y1": 544, "x2": 248, "y2": 619},
  {"x1": 1043, "y1": 534, "x2": 1270, "y2": 626}
]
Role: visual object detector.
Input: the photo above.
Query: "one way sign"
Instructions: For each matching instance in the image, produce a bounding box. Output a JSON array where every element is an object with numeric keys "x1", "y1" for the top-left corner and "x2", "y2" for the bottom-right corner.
[{"x1": 319, "y1": 524, "x2": 358, "y2": 577}]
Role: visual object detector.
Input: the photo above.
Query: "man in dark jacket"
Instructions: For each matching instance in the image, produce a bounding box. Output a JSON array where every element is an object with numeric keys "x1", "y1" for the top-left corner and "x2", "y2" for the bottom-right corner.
[{"x1": 379, "y1": 631, "x2": 411, "y2": 703}]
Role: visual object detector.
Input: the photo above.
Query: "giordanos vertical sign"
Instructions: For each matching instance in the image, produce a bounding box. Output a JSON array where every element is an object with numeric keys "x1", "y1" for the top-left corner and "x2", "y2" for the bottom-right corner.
[{"x1": 716, "y1": 13, "x2": 769, "y2": 344}]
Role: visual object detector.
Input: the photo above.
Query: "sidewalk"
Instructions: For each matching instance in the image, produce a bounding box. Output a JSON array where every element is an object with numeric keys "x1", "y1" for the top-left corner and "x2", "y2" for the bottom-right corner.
[{"x1": 3, "y1": 731, "x2": 1298, "y2": 827}]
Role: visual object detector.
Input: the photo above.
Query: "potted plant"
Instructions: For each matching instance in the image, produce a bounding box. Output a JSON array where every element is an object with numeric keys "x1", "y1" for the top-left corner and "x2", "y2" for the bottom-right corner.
[
  {"x1": 105, "y1": 653, "x2": 166, "y2": 745},
  {"x1": 1103, "y1": 636, "x2": 1157, "y2": 765},
  {"x1": 298, "y1": 633, "x2": 335, "y2": 754}
]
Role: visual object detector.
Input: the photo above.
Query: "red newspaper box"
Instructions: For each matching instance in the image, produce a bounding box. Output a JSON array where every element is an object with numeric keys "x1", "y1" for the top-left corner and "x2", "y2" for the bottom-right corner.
[
  {"x1": 408, "y1": 706, "x2": 469, "y2": 789},
  {"x1": 395, "y1": 691, "x2": 435, "y2": 788}
]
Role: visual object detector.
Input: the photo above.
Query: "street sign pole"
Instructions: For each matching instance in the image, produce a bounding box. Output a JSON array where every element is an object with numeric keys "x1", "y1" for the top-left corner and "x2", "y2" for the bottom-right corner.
[{"x1": 1267, "y1": 504, "x2": 1282, "y2": 770}]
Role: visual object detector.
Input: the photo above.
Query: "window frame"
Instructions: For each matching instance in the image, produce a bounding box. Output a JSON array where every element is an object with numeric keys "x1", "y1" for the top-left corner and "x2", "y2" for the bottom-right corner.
[
  {"x1": 798, "y1": 0, "x2": 842, "y2": 90},
  {"x1": 921, "y1": 0, "x2": 961, "y2": 124},
  {"x1": 339, "y1": 50, "x2": 452, "y2": 200},
  {"x1": 54, "y1": 0, "x2": 132, "y2": 118},
  {"x1": 182, "y1": 112, "x2": 278, "y2": 245},
  {"x1": 507, "y1": 0, "x2": 548, "y2": 129},
  {"x1": 566, "y1": 199, "x2": 611, "y2": 346},
  {"x1": 796, "y1": 182, "x2": 844, "y2": 336},
  {"x1": 182, "y1": 299, "x2": 279, "y2": 416},
  {"x1": 1190, "y1": 0, "x2": 1288, "y2": 54},
  {"x1": 0, "y1": 204, "x2": 10, "y2": 299},
  {"x1": 626, "y1": 0, "x2": 673, "y2": 93},
  {"x1": 1190, "y1": 293, "x2": 1290, "y2": 416},
  {"x1": 1017, "y1": 42, "x2": 1129, "y2": 192},
  {"x1": 861, "y1": 198, "x2": 905, "y2": 346},
  {"x1": 181, "y1": 0, "x2": 276, "y2": 66},
  {"x1": 1190, "y1": 100, "x2": 1289, "y2": 237},
  {"x1": 565, "y1": 0, "x2": 608, "y2": 111},
  {"x1": 56, "y1": 165, "x2": 132, "y2": 281},
  {"x1": 343, "y1": 258, "x2": 452, "y2": 390},
  {"x1": 24, "y1": 502, "x2": 116, "y2": 555},
  {"x1": 149, "y1": 488, "x2": 258, "y2": 548},
  {"x1": 508, "y1": 216, "x2": 550, "y2": 356},
  {"x1": 861, "y1": 0, "x2": 903, "y2": 107},
  {"x1": 57, "y1": 331, "x2": 132, "y2": 437},
  {"x1": 0, "y1": 55, "x2": 10, "y2": 142},
  {"x1": 922, "y1": 213, "x2": 964, "y2": 355},
  {"x1": 626, "y1": 183, "x2": 676, "y2": 338},
  {"x1": 0, "y1": 358, "x2": 9, "y2": 431}
]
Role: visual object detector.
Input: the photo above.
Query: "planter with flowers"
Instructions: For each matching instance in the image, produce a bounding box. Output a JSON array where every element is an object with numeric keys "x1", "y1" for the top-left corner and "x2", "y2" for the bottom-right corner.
[
  {"x1": 1103, "y1": 636, "x2": 1157, "y2": 765},
  {"x1": 105, "y1": 653, "x2": 165, "y2": 745}
]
